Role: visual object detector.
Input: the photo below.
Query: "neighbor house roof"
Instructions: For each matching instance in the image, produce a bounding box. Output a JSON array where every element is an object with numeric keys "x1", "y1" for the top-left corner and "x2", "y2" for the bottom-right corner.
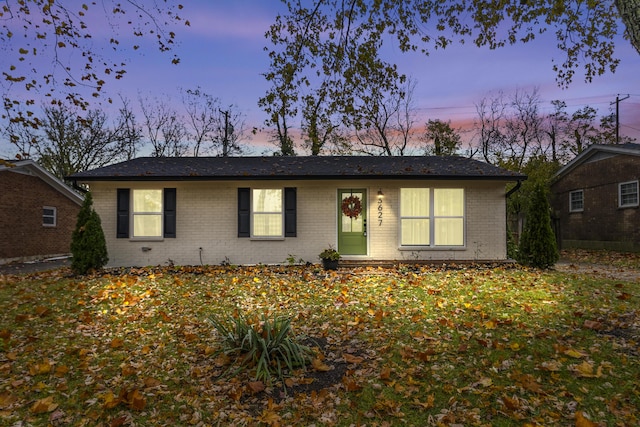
[
  {"x1": 69, "y1": 156, "x2": 526, "y2": 182},
  {"x1": 1, "y1": 159, "x2": 83, "y2": 205},
  {"x1": 554, "y1": 143, "x2": 640, "y2": 181}
]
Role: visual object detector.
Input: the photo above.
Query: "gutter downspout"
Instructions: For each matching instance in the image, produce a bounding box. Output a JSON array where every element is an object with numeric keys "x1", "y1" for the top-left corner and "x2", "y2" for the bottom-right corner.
[{"x1": 505, "y1": 180, "x2": 522, "y2": 198}]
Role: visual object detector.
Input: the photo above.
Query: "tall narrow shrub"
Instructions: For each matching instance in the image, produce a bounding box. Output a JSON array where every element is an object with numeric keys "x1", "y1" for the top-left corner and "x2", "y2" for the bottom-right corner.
[
  {"x1": 518, "y1": 183, "x2": 559, "y2": 269},
  {"x1": 71, "y1": 192, "x2": 108, "y2": 274}
]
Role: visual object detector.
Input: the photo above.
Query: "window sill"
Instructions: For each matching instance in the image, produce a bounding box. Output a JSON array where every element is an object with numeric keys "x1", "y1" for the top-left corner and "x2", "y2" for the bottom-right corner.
[
  {"x1": 130, "y1": 237, "x2": 165, "y2": 242},
  {"x1": 250, "y1": 237, "x2": 286, "y2": 241},
  {"x1": 398, "y1": 246, "x2": 466, "y2": 251}
]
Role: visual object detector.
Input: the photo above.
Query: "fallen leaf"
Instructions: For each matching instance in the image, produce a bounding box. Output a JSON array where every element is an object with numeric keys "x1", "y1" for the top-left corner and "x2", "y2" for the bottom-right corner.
[
  {"x1": 564, "y1": 348, "x2": 586, "y2": 358},
  {"x1": 34, "y1": 306, "x2": 50, "y2": 317},
  {"x1": 0, "y1": 392, "x2": 18, "y2": 409},
  {"x1": 484, "y1": 319, "x2": 497, "y2": 329},
  {"x1": 583, "y1": 320, "x2": 603, "y2": 330},
  {"x1": 380, "y1": 366, "x2": 392, "y2": 381},
  {"x1": 121, "y1": 365, "x2": 136, "y2": 376},
  {"x1": 110, "y1": 338, "x2": 124, "y2": 348},
  {"x1": 29, "y1": 359, "x2": 52, "y2": 375},
  {"x1": 143, "y1": 377, "x2": 161, "y2": 388},
  {"x1": 248, "y1": 381, "x2": 265, "y2": 394},
  {"x1": 31, "y1": 396, "x2": 58, "y2": 414},
  {"x1": 412, "y1": 394, "x2": 434, "y2": 409},
  {"x1": 102, "y1": 391, "x2": 120, "y2": 409},
  {"x1": 575, "y1": 411, "x2": 598, "y2": 427},
  {"x1": 539, "y1": 360, "x2": 563, "y2": 371},
  {"x1": 573, "y1": 361, "x2": 603, "y2": 378},
  {"x1": 127, "y1": 389, "x2": 146, "y2": 411},
  {"x1": 502, "y1": 395, "x2": 520, "y2": 410},
  {"x1": 55, "y1": 365, "x2": 69, "y2": 377},
  {"x1": 344, "y1": 353, "x2": 364, "y2": 364},
  {"x1": 311, "y1": 358, "x2": 331, "y2": 372},
  {"x1": 110, "y1": 416, "x2": 128, "y2": 427},
  {"x1": 343, "y1": 377, "x2": 362, "y2": 392}
]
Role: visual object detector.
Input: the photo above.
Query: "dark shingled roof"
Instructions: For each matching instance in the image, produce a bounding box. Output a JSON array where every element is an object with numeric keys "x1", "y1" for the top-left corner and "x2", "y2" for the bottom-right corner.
[{"x1": 69, "y1": 156, "x2": 526, "y2": 181}]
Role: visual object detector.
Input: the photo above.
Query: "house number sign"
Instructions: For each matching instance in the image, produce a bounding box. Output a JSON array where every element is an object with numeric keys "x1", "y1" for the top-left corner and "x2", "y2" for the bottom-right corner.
[{"x1": 377, "y1": 197, "x2": 383, "y2": 226}]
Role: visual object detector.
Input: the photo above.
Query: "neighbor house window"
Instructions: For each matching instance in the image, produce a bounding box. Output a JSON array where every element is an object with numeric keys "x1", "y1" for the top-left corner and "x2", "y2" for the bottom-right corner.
[
  {"x1": 619, "y1": 181, "x2": 639, "y2": 208},
  {"x1": 116, "y1": 188, "x2": 176, "y2": 239},
  {"x1": 400, "y1": 188, "x2": 464, "y2": 247},
  {"x1": 569, "y1": 190, "x2": 584, "y2": 212},
  {"x1": 43, "y1": 206, "x2": 57, "y2": 227}
]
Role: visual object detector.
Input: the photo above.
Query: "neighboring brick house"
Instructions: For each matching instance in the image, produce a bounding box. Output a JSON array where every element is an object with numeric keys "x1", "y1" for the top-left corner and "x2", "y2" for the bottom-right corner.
[
  {"x1": 0, "y1": 159, "x2": 83, "y2": 263},
  {"x1": 550, "y1": 143, "x2": 640, "y2": 252},
  {"x1": 69, "y1": 156, "x2": 525, "y2": 267}
]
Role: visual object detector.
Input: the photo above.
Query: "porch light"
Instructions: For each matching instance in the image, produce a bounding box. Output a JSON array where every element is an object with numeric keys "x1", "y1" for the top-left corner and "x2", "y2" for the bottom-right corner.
[{"x1": 377, "y1": 189, "x2": 384, "y2": 198}]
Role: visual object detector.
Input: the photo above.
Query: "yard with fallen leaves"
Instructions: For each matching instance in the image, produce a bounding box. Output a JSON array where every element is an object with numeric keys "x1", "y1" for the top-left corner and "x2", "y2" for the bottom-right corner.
[{"x1": 1, "y1": 252, "x2": 639, "y2": 426}]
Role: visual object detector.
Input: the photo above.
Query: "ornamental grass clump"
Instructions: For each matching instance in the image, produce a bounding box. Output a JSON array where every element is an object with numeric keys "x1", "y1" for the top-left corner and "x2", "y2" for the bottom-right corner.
[{"x1": 208, "y1": 312, "x2": 313, "y2": 384}]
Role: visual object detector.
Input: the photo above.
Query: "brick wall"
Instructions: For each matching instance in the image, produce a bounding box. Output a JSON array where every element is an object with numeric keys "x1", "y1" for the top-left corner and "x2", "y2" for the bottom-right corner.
[
  {"x1": 89, "y1": 179, "x2": 509, "y2": 267},
  {"x1": 0, "y1": 171, "x2": 81, "y2": 261},
  {"x1": 551, "y1": 153, "x2": 640, "y2": 250}
]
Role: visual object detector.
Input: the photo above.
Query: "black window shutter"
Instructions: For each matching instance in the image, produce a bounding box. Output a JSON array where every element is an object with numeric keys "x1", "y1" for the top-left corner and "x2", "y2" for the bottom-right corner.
[
  {"x1": 284, "y1": 187, "x2": 297, "y2": 237},
  {"x1": 116, "y1": 189, "x2": 130, "y2": 238},
  {"x1": 164, "y1": 188, "x2": 177, "y2": 238},
  {"x1": 238, "y1": 188, "x2": 250, "y2": 237}
]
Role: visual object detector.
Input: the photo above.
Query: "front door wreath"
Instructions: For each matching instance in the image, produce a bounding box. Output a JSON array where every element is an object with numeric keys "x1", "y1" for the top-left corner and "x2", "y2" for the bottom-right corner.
[{"x1": 341, "y1": 195, "x2": 362, "y2": 219}]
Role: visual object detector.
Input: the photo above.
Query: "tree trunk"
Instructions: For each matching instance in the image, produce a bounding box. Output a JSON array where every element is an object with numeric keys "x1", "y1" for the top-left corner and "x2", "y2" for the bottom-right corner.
[{"x1": 616, "y1": 0, "x2": 640, "y2": 55}]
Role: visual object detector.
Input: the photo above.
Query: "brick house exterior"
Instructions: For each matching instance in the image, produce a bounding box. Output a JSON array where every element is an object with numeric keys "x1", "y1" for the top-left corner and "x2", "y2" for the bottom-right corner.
[
  {"x1": 69, "y1": 156, "x2": 525, "y2": 267},
  {"x1": 550, "y1": 144, "x2": 640, "y2": 252},
  {"x1": 1, "y1": 160, "x2": 83, "y2": 263}
]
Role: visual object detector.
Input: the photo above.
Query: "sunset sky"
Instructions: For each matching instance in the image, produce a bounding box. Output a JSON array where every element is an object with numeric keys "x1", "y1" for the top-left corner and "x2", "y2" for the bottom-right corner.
[{"x1": 2, "y1": 1, "x2": 639, "y2": 156}]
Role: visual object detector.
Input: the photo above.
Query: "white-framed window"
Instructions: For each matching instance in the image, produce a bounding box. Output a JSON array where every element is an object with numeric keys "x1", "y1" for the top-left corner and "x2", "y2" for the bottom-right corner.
[
  {"x1": 132, "y1": 189, "x2": 163, "y2": 238},
  {"x1": 252, "y1": 188, "x2": 283, "y2": 238},
  {"x1": 400, "y1": 188, "x2": 464, "y2": 247},
  {"x1": 42, "y1": 206, "x2": 57, "y2": 227},
  {"x1": 619, "y1": 180, "x2": 639, "y2": 208},
  {"x1": 569, "y1": 190, "x2": 584, "y2": 212}
]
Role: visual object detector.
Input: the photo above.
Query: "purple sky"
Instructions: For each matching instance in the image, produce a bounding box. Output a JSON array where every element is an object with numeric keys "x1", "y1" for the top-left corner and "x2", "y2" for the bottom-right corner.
[{"x1": 2, "y1": 1, "x2": 639, "y2": 156}]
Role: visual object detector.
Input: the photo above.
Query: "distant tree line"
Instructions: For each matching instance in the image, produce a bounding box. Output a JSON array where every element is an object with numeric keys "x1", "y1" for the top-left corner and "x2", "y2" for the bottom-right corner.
[
  {"x1": 1, "y1": 88, "x2": 251, "y2": 180},
  {"x1": 1, "y1": 85, "x2": 633, "y2": 182}
]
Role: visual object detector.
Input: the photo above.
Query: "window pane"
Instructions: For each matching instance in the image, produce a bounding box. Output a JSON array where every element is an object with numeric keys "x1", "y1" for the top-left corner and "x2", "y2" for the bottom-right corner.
[
  {"x1": 342, "y1": 215, "x2": 363, "y2": 233},
  {"x1": 400, "y1": 188, "x2": 429, "y2": 216},
  {"x1": 620, "y1": 182, "x2": 638, "y2": 206},
  {"x1": 401, "y1": 219, "x2": 430, "y2": 245},
  {"x1": 133, "y1": 215, "x2": 162, "y2": 237},
  {"x1": 253, "y1": 189, "x2": 282, "y2": 213},
  {"x1": 43, "y1": 207, "x2": 56, "y2": 226},
  {"x1": 341, "y1": 192, "x2": 364, "y2": 232},
  {"x1": 253, "y1": 213, "x2": 283, "y2": 236},
  {"x1": 434, "y1": 218, "x2": 464, "y2": 246},
  {"x1": 133, "y1": 190, "x2": 162, "y2": 212},
  {"x1": 434, "y1": 189, "x2": 463, "y2": 216},
  {"x1": 570, "y1": 191, "x2": 583, "y2": 211}
]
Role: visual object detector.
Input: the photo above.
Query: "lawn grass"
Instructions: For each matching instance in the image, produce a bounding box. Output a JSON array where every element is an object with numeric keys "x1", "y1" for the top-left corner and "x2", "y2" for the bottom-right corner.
[{"x1": 1, "y1": 262, "x2": 639, "y2": 426}]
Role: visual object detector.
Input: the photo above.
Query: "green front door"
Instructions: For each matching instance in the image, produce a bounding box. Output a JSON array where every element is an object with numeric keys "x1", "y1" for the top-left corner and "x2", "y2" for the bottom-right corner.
[{"x1": 338, "y1": 189, "x2": 367, "y2": 255}]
